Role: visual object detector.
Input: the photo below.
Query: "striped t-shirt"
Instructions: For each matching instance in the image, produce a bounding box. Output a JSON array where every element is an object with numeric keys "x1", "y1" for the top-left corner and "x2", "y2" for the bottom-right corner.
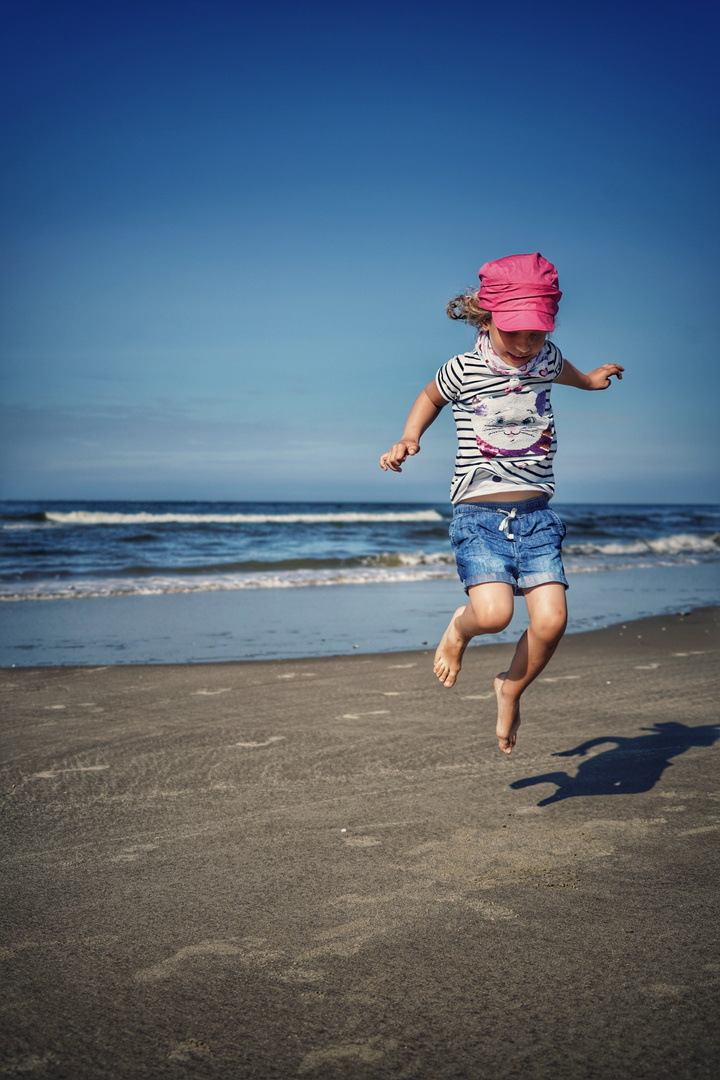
[{"x1": 435, "y1": 334, "x2": 564, "y2": 504}]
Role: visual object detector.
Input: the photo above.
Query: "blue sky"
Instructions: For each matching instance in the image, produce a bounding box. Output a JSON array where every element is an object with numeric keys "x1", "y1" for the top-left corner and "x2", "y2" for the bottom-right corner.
[{"x1": 1, "y1": 0, "x2": 718, "y2": 504}]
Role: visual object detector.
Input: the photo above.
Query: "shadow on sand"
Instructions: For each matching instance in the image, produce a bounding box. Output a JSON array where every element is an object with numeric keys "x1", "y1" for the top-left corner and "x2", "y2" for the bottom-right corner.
[{"x1": 510, "y1": 722, "x2": 720, "y2": 806}]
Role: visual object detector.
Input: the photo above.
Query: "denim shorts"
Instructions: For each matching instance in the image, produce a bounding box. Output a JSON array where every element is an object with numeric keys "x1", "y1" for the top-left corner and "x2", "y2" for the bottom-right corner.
[{"x1": 450, "y1": 496, "x2": 568, "y2": 596}]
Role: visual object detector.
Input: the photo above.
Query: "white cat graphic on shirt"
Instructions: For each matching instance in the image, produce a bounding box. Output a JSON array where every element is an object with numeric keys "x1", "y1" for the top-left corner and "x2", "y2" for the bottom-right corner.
[{"x1": 471, "y1": 387, "x2": 552, "y2": 459}]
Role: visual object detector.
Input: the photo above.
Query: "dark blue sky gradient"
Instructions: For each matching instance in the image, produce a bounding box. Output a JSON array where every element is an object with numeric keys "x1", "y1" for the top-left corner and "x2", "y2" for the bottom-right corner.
[{"x1": 2, "y1": 0, "x2": 718, "y2": 501}]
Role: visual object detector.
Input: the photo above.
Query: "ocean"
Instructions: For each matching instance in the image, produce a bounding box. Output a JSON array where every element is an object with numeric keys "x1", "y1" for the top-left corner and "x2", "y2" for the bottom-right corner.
[{"x1": 1, "y1": 500, "x2": 719, "y2": 666}]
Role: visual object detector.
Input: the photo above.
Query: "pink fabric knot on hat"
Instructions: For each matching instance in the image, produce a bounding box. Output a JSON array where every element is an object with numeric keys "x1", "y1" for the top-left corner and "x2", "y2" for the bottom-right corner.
[{"x1": 477, "y1": 252, "x2": 562, "y2": 332}]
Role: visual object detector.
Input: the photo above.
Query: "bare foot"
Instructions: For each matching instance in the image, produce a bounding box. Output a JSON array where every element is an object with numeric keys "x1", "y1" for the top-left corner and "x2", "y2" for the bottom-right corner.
[
  {"x1": 433, "y1": 607, "x2": 469, "y2": 688},
  {"x1": 495, "y1": 673, "x2": 521, "y2": 755}
]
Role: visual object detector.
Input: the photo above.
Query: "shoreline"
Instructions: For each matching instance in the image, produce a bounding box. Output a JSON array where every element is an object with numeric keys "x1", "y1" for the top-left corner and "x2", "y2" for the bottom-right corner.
[
  {"x1": 3, "y1": 603, "x2": 719, "y2": 674},
  {"x1": 2, "y1": 561, "x2": 719, "y2": 668}
]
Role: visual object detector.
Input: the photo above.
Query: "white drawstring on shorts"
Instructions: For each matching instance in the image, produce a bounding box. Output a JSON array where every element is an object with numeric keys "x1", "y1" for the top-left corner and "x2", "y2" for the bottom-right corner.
[{"x1": 498, "y1": 507, "x2": 517, "y2": 540}]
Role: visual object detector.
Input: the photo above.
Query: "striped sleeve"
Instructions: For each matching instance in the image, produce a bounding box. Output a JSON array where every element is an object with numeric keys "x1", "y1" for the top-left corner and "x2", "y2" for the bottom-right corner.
[
  {"x1": 546, "y1": 342, "x2": 564, "y2": 378},
  {"x1": 435, "y1": 354, "x2": 467, "y2": 402}
]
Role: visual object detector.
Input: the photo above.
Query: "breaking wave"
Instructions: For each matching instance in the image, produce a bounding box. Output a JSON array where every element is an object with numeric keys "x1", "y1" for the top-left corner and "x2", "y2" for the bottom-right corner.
[
  {"x1": 564, "y1": 533, "x2": 719, "y2": 557},
  {"x1": 39, "y1": 509, "x2": 444, "y2": 527}
]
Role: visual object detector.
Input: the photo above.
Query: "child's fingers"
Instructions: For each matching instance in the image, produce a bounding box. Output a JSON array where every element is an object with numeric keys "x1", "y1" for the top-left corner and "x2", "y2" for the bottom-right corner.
[
  {"x1": 593, "y1": 364, "x2": 624, "y2": 388},
  {"x1": 379, "y1": 441, "x2": 419, "y2": 471},
  {"x1": 379, "y1": 448, "x2": 406, "y2": 471}
]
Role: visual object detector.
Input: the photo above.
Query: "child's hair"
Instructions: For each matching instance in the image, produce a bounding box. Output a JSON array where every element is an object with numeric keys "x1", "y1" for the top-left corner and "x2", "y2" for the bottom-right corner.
[{"x1": 446, "y1": 290, "x2": 492, "y2": 329}]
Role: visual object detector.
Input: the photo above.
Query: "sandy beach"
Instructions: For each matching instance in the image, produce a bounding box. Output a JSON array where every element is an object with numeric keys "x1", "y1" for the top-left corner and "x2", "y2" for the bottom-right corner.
[{"x1": 1, "y1": 607, "x2": 719, "y2": 1079}]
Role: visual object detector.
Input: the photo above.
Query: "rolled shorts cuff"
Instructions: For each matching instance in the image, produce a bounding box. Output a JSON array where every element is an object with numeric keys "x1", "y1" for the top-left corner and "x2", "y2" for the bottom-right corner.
[
  {"x1": 461, "y1": 571, "x2": 517, "y2": 595},
  {"x1": 517, "y1": 570, "x2": 569, "y2": 592},
  {"x1": 461, "y1": 570, "x2": 568, "y2": 597}
]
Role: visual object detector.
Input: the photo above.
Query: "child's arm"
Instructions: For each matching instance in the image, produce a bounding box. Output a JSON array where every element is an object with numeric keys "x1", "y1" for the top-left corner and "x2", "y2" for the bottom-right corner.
[
  {"x1": 555, "y1": 359, "x2": 624, "y2": 390},
  {"x1": 380, "y1": 381, "x2": 448, "y2": 472}
]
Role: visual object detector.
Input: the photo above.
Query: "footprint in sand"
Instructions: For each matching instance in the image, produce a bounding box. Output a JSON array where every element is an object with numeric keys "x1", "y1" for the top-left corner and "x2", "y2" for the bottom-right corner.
[
  {"x1": 135, "y1": 940, "x2": 284, "y2": 984},
  {"x1": 110, "y1": 843, "x2": 159, "y2": 862},
  {"x1": 298, "y1": 1036, "x2": 398, "y2": 1073},
  {"x1": 235, "y1": 736, "x2": 285, "y2": 748},
  {"x1": 338, "y1": 710, "x2": 389, "y2": 720},
  {"x1": 33, "y1": 765, "x2": 109, "y2": 779},
  {"x1": 168, "y1": 1040, "x2": 213, "y2": 1064}
]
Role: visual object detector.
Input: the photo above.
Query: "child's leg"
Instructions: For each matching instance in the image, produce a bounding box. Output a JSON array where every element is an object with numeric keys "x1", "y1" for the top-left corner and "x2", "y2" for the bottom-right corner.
[
  {"x1": 495, "y1": 582, "x2": 567, "y2": 755},
  {"x1": 433, "y1": 582, "x2": 514, "y2": 688}
]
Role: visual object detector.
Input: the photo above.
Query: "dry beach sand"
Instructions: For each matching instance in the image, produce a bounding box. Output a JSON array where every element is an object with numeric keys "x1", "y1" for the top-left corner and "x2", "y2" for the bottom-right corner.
[{"x1": 1, "y1": 607, "x2": 719, "y2": 1079}]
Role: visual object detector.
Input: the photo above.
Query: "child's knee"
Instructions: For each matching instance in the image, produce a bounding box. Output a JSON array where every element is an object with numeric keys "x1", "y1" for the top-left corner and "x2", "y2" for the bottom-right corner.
[
  {"x1": 531, "y1": 606, "x2": 567, "y2": 643},
  {"x1": 486, "y1": 609, "x2": 514, "y2": 633},
  {"x1": 468, "y1": 590, "x2": 514, "y2": 633}
]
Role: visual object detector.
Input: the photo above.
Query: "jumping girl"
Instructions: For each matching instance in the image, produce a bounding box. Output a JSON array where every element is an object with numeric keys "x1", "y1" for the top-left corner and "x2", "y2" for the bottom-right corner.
[{"x1": 380, "y1": 253, "x2": 623, "y2": 754}]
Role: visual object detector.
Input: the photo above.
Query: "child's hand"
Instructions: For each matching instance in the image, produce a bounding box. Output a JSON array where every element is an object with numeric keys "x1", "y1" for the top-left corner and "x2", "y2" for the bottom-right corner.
[
  {"x1": 380, "y1": 440, "x2": 420, "y2": 472},
  {"x1": 586, "y1": 363, "x2": 624, "y2": 389}
]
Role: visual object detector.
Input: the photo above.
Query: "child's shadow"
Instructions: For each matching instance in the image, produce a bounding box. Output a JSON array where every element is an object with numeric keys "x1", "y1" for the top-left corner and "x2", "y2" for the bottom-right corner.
[{"x1": 510, "y1": 722, "x2": 720, "y2": 806}]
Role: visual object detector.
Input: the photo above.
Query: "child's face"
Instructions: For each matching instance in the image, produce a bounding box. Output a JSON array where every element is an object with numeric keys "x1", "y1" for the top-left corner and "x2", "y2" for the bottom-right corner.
[{"x1": 488, "y1": 318, "x2": 547, "y2": 367}]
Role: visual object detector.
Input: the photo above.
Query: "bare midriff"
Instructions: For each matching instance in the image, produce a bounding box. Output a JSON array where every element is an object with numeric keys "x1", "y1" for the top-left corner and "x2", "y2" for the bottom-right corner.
[{"x1": 460, "y1": 489, "x2": 545, "y2": 504}]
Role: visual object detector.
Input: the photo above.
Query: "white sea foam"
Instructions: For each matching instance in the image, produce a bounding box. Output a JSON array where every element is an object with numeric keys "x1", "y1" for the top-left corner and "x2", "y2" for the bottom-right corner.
[
  {"x1": 1, "y1": 548, "x2": 714, "y2": 602},
  {"x1": 0, "y1": 564, "x2": 459, "y2": 601},
  {"x1": 362, "y1": 551, "x2": 454, "y2": 568},
  {"x1": 43, "y1": 509, "x2": 445, "y2": 526},
  {"x1": 565, "y1": 533, "x2": 719, "y2": 557}
]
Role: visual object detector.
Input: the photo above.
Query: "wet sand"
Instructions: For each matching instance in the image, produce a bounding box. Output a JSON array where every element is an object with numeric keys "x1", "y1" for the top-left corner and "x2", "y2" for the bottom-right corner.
[{"x1": 1, "y1": 607, "x2": 719, "y2": 1079}]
